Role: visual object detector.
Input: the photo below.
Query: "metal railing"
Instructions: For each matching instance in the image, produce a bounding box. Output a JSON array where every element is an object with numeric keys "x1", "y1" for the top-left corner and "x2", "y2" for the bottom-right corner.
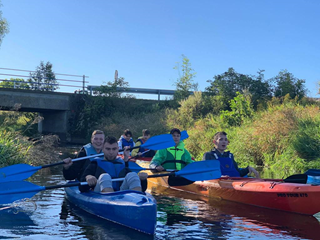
[
  {"x1": 0, "y1": 67, "x2": 89, "y2": 93},
  {"x1": 87, "y1": 85, "x2": 194, "y2": 101}
]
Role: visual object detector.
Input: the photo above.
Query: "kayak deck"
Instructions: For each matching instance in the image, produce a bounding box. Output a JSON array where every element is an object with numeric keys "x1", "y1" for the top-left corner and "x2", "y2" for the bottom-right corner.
[{"x1": 65, "y1": 184, "x2": 157, "y2": 235}]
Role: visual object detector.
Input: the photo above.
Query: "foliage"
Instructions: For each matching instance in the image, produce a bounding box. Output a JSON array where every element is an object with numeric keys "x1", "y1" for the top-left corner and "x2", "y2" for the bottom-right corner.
[
  {"x1": 291, "y1": 116, "x2": 320, "y2": 160},
  {"x1": 271, "y1": 70, "x2": 306, "y2": 100},
  {"x1": 94, "y1": 76, "x2": 132, "y2": 98},
  {"x1": 28, "y1": 61, "x2": 58, "y2": 91},
  {"x1": 206, "y1": 68, "x2": 272, "y2": 110},
  {"x1": 220, "y1": 92, "x2": 254, "y2": 127},
  {"x1": 0, "y1": 0, "x2": 9, "y2": 47},
  {"x1": 173, "y1": 55, "x2": 198, "y2": 102},
  {"x1": 0, "y1": 108, "x2": 41, "y2": 137},
  {"x1": 0, "y1": 78, "x2": 30, "y2": 89},
  {"x1": 96, "y1": 110, "x2": 169, "y2": 140},
  {"x1": 0, "y1": 131, "x2": 31, "y2": 167}
]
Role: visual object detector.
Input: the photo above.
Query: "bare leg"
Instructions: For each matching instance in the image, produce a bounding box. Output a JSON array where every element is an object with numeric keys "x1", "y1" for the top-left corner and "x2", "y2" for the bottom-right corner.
[
  {"x1": 132, "y1": 187, "x2": 142, "y2": 191},
  {"x1": 101, "y1": 187, "x2": 114, "y2": 193}
]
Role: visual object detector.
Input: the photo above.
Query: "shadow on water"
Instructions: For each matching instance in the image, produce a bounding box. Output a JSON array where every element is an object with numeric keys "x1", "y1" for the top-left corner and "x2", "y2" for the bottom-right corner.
[
  {"x1": 60, "y1": 199, "x2": 155, "y2": 240},
  {"x1": 0, "y1": 210, "x2": 36, "y2": 238},
  {"x1": 153, "y1": 187, "x2": 320, "y2": 240}
]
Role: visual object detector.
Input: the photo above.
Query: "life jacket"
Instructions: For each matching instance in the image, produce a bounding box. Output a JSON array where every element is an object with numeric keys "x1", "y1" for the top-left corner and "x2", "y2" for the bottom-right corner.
[
  {"x1": 162, "y1": 145, "x2": 188, "y2": 170},
  {"x1": 95, "y1": 157, "x2": 125, "y2": 191},
  {"x1": 120, "y1": 136, "x2": 134, "y2": 149},
  {"x1": 211, "y1": 152, "x2": 240, "y2": 177},
  {"x1": 83, "y1": 143, "x2": 101, "y2": 161}
]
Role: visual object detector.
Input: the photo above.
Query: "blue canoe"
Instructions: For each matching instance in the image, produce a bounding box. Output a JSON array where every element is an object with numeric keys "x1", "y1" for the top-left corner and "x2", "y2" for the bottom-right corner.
[{"x1": 65, "y1": 184, "x2": 157, "y2": 235}]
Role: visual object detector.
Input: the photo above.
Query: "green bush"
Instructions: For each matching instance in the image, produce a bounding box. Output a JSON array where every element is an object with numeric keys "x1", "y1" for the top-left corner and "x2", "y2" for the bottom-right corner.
[
  {"x1": 0, "y1": 131, "x2": 31, "y2": 167},
  {"x1": 292, "y1": 117, "x2": 320, "y2": 160}
]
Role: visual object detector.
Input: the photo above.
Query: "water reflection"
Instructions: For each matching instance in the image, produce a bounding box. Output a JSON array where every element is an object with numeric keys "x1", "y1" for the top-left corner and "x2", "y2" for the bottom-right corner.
[
  {"x1": 60, "y1": 199, "x2": 155, "y2": 240},
  {"x1": 0, "y1": 166, "x2": 318, "y2": 239},
  {"x1": 0, "y1": 210, "x2": 36, "y2": 238},
  {"x1": 156, "y1": 195, "x2": 231, "y2": 240},
  {"x1": 154, "y1": 187, "x2": 320, "y2": 240}
]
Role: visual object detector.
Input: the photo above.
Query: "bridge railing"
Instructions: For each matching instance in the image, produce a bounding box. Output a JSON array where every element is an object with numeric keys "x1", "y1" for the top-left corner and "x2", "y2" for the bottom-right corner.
[{"x1": 0, "y1": 67, "x2": 89, "y2": 93}]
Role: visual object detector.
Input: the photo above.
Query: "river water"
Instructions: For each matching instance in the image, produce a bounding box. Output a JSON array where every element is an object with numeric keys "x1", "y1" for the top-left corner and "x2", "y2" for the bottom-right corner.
[{"x1": 0, "y1": 166, "x2": 320, "y2": 240}]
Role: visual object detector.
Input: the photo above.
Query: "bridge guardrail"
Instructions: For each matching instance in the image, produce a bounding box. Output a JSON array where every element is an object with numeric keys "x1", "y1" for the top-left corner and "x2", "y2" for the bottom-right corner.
[{"x1": 0, "y1": 67, "x2": 89, "y2": 93}]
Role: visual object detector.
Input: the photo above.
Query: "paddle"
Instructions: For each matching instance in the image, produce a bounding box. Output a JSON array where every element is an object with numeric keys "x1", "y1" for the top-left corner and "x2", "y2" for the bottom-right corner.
[
  {"x1": 0, "y1": 161, "x2": 220, "y2": 205},
  {"x1": 127, "y1": 160, "x2": 221, "y2": 181},
  {"x1": 0, "y1": 131, "x2": 189, "y2": 183}
]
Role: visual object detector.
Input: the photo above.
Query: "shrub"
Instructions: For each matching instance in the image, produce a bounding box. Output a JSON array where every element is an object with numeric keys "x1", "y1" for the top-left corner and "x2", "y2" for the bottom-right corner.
[{"x1": 0, "y1": 131, "x2": 31, "y2": 167}]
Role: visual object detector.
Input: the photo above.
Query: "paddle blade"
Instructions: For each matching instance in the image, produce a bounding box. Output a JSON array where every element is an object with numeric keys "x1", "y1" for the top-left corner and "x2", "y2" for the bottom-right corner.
[
  {"x1": 0, "y1": 181, "x2": 45, "y2": 204},
  {"x1": 176, "y1": 160, "x2": 221, "y2": 181},
  {"x1": 180, "y1": 130, "x2": 189, "y2": 140},
  {"x1": 141, "y1": 130, "x2": 189, "y2": 151},
  {"x1": 0, "y1": 164, "x2": 42, "y2": 182},
  {"x1": 128, "y1": 162, "x2": 146, "y2": 173}
]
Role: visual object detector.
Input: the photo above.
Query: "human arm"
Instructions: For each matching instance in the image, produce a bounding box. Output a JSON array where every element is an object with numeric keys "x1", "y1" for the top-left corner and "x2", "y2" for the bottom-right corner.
[
  {"x1": 202, "y1": 152, "x2": 214, "y2": 160},
  {"x1": 149, "y1": 149, "x2": 167, "y2": 172},
  {"x1": 79, "y1": 161, "x2": 98, "y2": 192},
  {"x1": 63, "y1": 149, "x2": 86, "y2": 180},
  {"x1": 131, "y1": 141, "x2": 142, "y2": 157},
  {"x1": 138, "y1": 172, "x2": 148, "y2": 192},
  {"x1": 248, "y1": 166, "x2": 260, "y2": 178},
  {"x1": 183, "y1": 149, "x2": 194, "y2": 165}
]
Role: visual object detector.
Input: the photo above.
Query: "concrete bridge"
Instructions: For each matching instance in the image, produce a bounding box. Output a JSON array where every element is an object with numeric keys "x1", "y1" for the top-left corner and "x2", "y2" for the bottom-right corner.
[{"x1": 0, "y1": 88, "x2": 77, "y2": 143}]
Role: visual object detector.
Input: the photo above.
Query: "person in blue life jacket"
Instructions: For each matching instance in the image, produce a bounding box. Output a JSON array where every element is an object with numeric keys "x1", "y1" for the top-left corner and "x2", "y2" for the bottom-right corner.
[
  {"x1": 203, "y1": 131, "x2": 260, "y2": 178},
  {"x1": 63, "y1": 130, "x2": 105, "y2": 181},
  {"x1": 79, "y1": 136, "x2": 148, "y2": 193},
  {"x1": 150, "y1": 128, "x2": 194, "y2": 186},
  {"x1": 118, "y1": 129, "x2": 135, "y2": 155},
  {"x1": 131, "y1": 129, "x2": 156, "y2": 158}
]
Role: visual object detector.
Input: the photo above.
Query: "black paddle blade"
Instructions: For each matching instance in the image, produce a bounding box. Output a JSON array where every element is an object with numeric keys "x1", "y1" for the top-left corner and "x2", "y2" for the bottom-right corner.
[{"x1": 283, "y1": 174, "x2": 308, "y2": 184}]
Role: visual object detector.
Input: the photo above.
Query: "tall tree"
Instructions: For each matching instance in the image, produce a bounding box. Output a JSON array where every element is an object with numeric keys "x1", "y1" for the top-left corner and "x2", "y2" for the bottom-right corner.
[
  {"x1": 272, "y1": 70, "x2": 306, "y2": 100},
  {"x1": 28, "y1": 61, "x2": 58, "y2": 91},
  {"x1": 0, "y1": 0, "x2": 9, "y2": 47},
  {"x1": 205, "y1": 68, "x2": 272, "y2": 110},
  {"x1": 173, "y1": 55, "x2": 198, "y2": 102}
]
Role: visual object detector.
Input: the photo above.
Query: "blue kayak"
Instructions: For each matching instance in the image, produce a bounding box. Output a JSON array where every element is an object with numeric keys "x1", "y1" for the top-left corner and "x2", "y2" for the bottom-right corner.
[{"x1": 65, "y1": 184, "x2": 157, "y2": 235}]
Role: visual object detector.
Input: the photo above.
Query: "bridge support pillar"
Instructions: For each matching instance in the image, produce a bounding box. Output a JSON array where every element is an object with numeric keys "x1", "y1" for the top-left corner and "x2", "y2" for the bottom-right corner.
[{"x1": 38, "y1": 111, "x2": 69, "y2": 142}]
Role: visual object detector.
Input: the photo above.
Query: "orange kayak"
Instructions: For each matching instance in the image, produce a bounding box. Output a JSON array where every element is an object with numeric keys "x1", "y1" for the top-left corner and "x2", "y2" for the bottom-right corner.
[{"x1": 146, "y1": 175, "x2": 320, "y2": 215}]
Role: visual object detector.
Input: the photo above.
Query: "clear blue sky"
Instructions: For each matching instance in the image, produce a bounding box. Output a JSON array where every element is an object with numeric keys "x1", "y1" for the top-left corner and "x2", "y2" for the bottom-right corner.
[{"x1": 1, "y1": 0, "x2": 319, "y2": 98}]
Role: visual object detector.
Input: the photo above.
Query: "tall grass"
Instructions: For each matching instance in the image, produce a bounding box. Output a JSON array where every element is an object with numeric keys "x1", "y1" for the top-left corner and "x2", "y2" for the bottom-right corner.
[
  {"x1": 179, "y1": 96, "x2": 320, "y2": 176},
  {"x1": 0, "y1": 131, "x2": 32, "y2": 167}
]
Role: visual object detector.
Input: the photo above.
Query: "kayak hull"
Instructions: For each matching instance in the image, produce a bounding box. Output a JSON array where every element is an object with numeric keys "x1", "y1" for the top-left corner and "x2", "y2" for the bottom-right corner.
[
  {"x1": 147, "y1": 176, "x2": 320, "y2": 215},
  {"x1": 65, "y1": 184, "x2": 157, "y2": 235}
]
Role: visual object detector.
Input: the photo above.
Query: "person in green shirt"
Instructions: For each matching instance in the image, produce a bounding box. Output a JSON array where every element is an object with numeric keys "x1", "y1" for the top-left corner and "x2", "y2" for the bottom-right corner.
[{"x1": 150, "y1": 128, "x2": 194, "y2": 186}]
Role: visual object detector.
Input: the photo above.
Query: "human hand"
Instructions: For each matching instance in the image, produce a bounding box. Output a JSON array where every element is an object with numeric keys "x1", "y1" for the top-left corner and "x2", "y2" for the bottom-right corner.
[
  {"x1": 85, "y1": 175, "x2": 97, "y2": 187},
  {"x1": 137, "y1": 152, "x2": 142, "y2": 156},
  {"x1": 155, "y1": 165, "x2": 165, "y2": 172},
  {"x1": 63, "y1": 158, "x2": 73, "y2": 169},
  {"x1": 138, "y1": 172, "x2": 148, "y2": 181},
  {"x1": 248, "y1": 166, "x2": 260, "y2": 178},
  {"x1": 123, "y1": 146, "x2": 130, "y2": 161}
]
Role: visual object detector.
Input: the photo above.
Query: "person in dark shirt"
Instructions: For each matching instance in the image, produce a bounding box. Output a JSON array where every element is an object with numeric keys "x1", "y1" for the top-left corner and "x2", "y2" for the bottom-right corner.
[
  {"x1": 203, "y1": 131, "x2": 260, "y2": 178},
  {"x1": 63, "y1": 130, "x2": 105, "y2": 181}
]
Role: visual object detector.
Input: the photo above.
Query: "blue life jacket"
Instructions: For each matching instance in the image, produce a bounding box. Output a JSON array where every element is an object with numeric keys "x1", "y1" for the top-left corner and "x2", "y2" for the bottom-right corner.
[
  {"x1": 212, "y1": 152, "x2": 240, "y2": 177},
  {"x1": 120, "y1": 137, "x2": 134, "y2": 149},
  {"x1": 83, "y1": 143, "x2": 100, "y2": 160},
  {"x1": 95, "y1": 157, "x2": 125, "y2": 191}
]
